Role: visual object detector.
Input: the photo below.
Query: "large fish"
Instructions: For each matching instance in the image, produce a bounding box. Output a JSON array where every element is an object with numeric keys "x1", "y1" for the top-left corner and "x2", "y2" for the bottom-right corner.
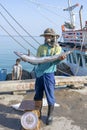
[{"x1": 14, "y1": 50, "x2": 73, "y2": 65}]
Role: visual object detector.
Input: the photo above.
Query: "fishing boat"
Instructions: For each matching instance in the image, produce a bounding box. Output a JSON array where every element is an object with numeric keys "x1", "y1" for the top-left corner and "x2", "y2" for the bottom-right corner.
[
  {"x1": 59, "y1": 0, "x2": 87, "y2": 76},
  {"x1": 0, "y1": 1, "x2": 86, "y2": 79}
]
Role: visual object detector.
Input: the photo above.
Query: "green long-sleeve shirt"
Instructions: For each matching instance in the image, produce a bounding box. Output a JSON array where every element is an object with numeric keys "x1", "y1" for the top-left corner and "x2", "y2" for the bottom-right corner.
[{"x1": 35, "y1": 43, "x2": 62, "y2": 77}]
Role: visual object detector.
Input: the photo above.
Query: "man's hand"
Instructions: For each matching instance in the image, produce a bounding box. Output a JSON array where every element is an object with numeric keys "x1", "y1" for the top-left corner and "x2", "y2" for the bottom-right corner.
[{"x1": 59, "y1": 54, "x2": 66, "y2": 60}]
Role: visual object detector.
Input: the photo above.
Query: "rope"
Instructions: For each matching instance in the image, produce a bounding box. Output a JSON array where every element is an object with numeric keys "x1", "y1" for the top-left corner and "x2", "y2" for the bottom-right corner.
[
  {"x1": 59, "y1": 34, "x2": 76, "y2": 76},
  {"x1": 0, "y1": 3, "x2": 41, "y2": 45},
  {"x1": 0, "y1": 24, "x2": 28, "y2": 51},
  {"x1": 27, "y1": 0, "x2": 63, "y2": 10},
  {"x1": 0, "y1": 11, "x2": 37, "y2": 52},
  {"x1": 74, "y1": 34, "x2": 85, "y2": 76},
  {"x1": 56, "y1": 68, "x2": 73, "y2": 76},
  {"x1": 37, "y1": 10, "x2": 59, "y2": 27},
  {"x1": 36, "y1": 3, "x2": 67, "y2": 20},
  {"x1": 27, "y1": 0, "x2": 69, "y2": 26}
]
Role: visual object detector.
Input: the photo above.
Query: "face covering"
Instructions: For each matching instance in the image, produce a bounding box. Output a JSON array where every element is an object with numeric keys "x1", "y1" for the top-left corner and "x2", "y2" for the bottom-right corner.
[{"x1": 45, "y1": 36, "x2": 57, "y2": 47}]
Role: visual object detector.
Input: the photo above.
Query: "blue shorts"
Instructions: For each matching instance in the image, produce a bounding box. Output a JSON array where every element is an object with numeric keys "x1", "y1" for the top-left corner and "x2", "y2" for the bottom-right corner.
[{"x1": 34, "y1": 73, "x2": 55, "y2": 105}]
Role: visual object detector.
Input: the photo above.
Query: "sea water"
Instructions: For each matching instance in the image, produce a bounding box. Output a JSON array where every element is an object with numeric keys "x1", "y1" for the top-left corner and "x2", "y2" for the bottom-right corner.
[{"x1": 0, "y1": 35, "x2": 43, "y2": 74}]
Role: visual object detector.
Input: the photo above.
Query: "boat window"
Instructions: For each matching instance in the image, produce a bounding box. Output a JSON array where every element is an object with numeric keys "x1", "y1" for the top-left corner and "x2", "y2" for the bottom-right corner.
[
  {"x1": 72, "y1": 53, "x2": 76, "y2": 64},
  {"x1": 68, "y1": 54, "x2": 72, "y2": 63},
  {"x1": 84, "y1": 55, "x2": 87, "y2": 67},
  {"x1": 77, "y1": 53, "x2": 83, "y2": 66}
]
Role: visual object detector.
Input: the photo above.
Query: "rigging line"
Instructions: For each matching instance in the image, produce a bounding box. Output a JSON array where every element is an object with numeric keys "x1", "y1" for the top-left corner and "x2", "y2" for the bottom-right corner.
[
  {"x1": 0, "y1": 24, "x2": 27, "y2": 51},
  {"x1": 0, "y1": 34, "x2": 40, "y2": 37},
  {"x1": 37, "y1": 4, "x2": 68, "y2": 20},
  {"x1": 38, "y1": 7, "x2": 80, "y2": 28},
  {"x1": 56, "y1": 68, "x2": 73, "y2": 76},
  {"x1": 28, "y1": 0, "x2": 63, "y2": 9},
  {"x1": 0, "y1": 3, "x2": 41, "y2": 45},
  {"x1": 0, "y1": 11, "x2": 37, "y2": 51},
  {"x1": 29, "y1": 0, "x2": 69, "y2": 23},
  {"x1": 37, "y1": 9, "x2": 59, "y2": 27},
  {"x1": 74, "y1": 34, "x2": 85, "y2": 76},
  {"x1": 59, "y1": 34, "x2": 77, "y2": 76},
  {"x1": 69, "y1": 32, "x2": 83, "y2": 76}
]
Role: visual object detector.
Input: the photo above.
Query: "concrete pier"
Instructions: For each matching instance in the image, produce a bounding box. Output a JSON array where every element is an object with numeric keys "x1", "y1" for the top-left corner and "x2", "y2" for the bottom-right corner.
[{"x1": 0, "y1": 76, "x2": 87, "y2": 93}]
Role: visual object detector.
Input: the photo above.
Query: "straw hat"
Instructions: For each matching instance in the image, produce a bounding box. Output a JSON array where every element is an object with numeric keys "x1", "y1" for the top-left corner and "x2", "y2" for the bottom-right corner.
[{"x1": 40, "y1": 28, "x2": 60, "y2": 37}]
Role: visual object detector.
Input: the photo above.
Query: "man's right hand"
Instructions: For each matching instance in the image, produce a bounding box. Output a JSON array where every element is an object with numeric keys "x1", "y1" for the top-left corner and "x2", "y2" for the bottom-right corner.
[{"x1": 59, "y1": 54, "x2": 66, "y2": 60}]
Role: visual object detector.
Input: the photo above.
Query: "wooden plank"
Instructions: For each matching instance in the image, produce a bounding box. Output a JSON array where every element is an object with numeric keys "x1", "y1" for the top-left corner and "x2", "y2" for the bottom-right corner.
[
  {"x1": 13, "y1": 91, "x2": 26, "y2": 95},
  {"x1": 0, "y1": 79, "x2": 35, "y2": 92},
  {"x1": 0, "y1": 76, "x2": 87, "y2": 93}
]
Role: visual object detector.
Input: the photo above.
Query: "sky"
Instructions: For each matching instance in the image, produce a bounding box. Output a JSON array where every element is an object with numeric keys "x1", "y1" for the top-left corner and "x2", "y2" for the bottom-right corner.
[{"x1": 0, "y1": 0, "x2": 87, "y2": 37}]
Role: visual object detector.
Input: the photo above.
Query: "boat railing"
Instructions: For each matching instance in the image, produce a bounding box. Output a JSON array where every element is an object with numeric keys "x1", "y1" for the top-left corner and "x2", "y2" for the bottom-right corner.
[{"x1": 62, "y1": 30, "x2": 87, "y2": 45}]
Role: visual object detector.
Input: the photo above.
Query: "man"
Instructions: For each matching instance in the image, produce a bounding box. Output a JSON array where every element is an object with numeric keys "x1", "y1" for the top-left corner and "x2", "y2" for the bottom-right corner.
[
  {"x1": 12, "y1": 58, "x2": 22, "y2": 80},
  {"x1": 34, "y1": 28, "x2": 66, "y2": 125}
]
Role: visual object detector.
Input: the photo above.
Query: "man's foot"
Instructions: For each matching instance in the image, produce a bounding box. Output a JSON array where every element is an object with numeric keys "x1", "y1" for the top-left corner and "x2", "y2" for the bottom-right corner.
[
  {"x1": 46, "y1": 116, "x2": 53, "y2": 125},
  {"x1": 46, "y1": 105, "x2": 54, "y2": 125}
]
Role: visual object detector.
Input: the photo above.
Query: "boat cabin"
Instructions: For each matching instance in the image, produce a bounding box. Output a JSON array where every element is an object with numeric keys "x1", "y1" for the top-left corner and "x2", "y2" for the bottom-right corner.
[
  {"x1": 62, "y1": 21, "x2": 87, "y2": 46},
  {"x1": 59, "y1": 42, "x2": 87, "y2": 76}
]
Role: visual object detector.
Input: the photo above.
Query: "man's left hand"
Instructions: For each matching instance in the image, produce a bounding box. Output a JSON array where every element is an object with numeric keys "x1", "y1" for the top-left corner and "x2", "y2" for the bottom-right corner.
[{"x1": 59, "y1": 55, "x2": 66, "y2": 60}]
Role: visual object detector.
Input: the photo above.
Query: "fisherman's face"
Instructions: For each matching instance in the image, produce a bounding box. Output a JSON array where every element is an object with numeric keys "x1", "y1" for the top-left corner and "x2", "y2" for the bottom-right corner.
[
  {"x1": 45, "y1": 35, "x2": 52, "y2": 42},
  {"x1": 44, "y1": 35, "x2": 57, "y2": 46}
]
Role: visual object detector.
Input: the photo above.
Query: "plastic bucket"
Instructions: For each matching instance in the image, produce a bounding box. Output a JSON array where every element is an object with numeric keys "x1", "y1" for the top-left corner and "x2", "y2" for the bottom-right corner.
[{"x1": 0, "y1": 69, "x2": 7, "y2": 81}]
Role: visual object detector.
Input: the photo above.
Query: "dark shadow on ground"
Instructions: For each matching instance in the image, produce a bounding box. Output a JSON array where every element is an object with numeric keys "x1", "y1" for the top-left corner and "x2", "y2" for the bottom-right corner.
[{"x1": 0, "y1": 104, "x2": 23, "y2": 130}]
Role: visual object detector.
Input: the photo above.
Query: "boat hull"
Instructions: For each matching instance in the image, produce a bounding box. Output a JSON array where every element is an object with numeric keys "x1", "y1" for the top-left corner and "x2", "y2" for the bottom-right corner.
[{"x1": 66, "y1": 62, "x2": 87, "y2": 76}]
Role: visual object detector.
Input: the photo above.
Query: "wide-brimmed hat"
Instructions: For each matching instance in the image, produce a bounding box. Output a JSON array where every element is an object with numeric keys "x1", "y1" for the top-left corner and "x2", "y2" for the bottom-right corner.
[{"x1": 40, "y1": 28, "x2": 60, "y2": 37}]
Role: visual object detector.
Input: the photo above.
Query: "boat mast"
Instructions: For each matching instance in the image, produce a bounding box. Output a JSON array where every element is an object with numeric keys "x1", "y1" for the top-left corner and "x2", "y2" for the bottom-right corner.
[
  {"x1": 68, "y1": 0, "x2": 74, "y2": 27},
  {"x1": 63, "y1": 0, "x2": 79, "y2": 29},
  {"x1": 79, "y1": 5, "x2": 83, "y2": 30}
]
